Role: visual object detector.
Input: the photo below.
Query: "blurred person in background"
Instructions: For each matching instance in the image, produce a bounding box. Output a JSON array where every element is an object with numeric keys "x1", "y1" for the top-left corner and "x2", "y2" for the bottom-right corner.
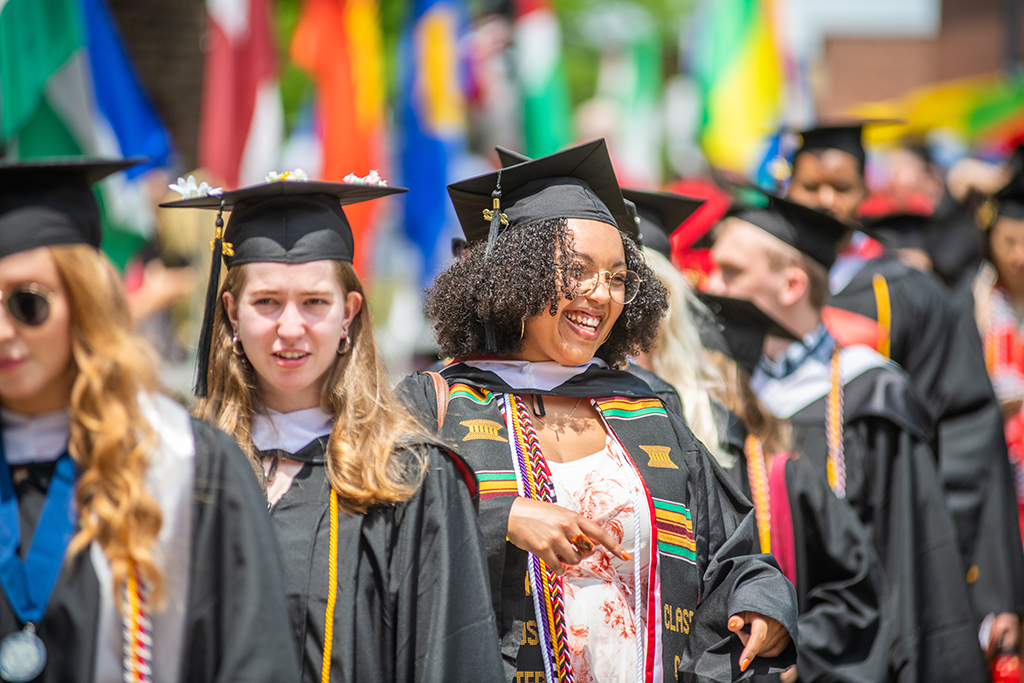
[
  {"x1": 0, "y1": 159, "x2": 298, "y2": 682},
  {"x1": 786, "y1": 124, "x2": 1024, "y2": 655},
  {"x1": 706, "y1": 189, "x2": 988, "y2": 682},
  {"x1": 398, "y1": 140, "x2": 798, "y2": 683},
  {"x1": 167, "y1": 174, "x2": 503, "y2": 683}
]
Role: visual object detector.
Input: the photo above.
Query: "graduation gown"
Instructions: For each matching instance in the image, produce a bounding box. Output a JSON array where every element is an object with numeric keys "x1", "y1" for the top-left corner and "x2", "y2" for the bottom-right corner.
[
  {"x1": 0, "y1": 395, "x2": 299, "y2": 683},
  {"x1": 715, "y1": 408, "x2": 889, "y2": 683},
  {"x1": 753, "y1": 346, "x2": 988, "y2": 683},
  {"x1": 398, "y1": 363, "x2": 799, "y2": 683},
  {"x1": 829, "y1": 253, "x2": 1024, "y2": 624},
  {"x1": 260, "y1": 436, "x2": 504, "y2": 683}
]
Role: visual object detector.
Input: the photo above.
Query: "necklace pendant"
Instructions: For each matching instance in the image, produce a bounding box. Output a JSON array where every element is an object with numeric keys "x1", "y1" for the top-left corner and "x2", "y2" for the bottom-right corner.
[{"x1": 0, "y1": 624, "x2": 47, "y2": 682}]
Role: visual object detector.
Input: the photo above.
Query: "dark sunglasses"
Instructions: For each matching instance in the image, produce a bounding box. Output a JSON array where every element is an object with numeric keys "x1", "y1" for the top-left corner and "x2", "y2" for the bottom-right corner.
[{"x1": 2, "y1": 284, "x2": 55, "y2": 327}]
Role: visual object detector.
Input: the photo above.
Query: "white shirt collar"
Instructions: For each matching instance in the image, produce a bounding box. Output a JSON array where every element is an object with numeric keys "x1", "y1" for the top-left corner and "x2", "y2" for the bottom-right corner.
[
  {"x1": 1, "y1": 407, "x2": 71, "y2": 465},
  {"x1": 462, "y1": 358, "x2": 608, "y2": 392},
  {"x1": 252, "y1": 406, "x2": 333, "y2": 453}
]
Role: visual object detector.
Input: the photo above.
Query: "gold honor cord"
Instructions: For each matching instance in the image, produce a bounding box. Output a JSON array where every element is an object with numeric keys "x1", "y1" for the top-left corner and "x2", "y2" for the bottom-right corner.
[
  {"x1": 872, "y1": 274, "x2": 891, "y2": 359},
  {"x1": 321, "y1": 490, "x2": 339, "y2": 683},
  {"x1": 744, "y1": 435, "x2": 771, "y2": 553},
  {"x1": 826, "y1": 346, "x2": 846, "y2": 497}
]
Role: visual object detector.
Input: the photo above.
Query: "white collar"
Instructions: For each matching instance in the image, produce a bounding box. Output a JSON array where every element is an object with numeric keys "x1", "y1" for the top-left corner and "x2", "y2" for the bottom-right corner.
[
  {"x1": 462, "y1": 358, "x2": 608, "y2": 392},
  {"x1": 1, "y1": 407, "x2": 71, "y2": 465},
  {"x1": 252, "y1": 406, "x2": 333, "y2": 453}
]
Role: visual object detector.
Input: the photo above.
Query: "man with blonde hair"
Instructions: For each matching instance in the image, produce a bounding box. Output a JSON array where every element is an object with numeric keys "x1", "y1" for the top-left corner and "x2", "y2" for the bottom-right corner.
[{"x1": 707, "y1": 191, "x2": 988, "y2": 683}]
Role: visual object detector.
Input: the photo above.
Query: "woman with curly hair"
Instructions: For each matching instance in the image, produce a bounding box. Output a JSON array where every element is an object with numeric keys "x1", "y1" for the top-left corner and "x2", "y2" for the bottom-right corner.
[
  {"x1": 0, "y1": 160, "x2": 297, "y2": 682},
  {"x1": 398, "y1": 140, "x2": 798, "y2": 683},
  {"x1": 165, "y1": 175, "x2": 502, "y2": 683}
]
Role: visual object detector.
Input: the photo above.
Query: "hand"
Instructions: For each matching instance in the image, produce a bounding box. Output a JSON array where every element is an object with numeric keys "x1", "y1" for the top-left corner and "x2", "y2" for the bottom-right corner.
[
  {"x1": 506, "y1": 497, "x2": 630, "y2": 575},
  {"x1": 780, "y1": 666, "x2": 798, "y2": 683},
  {"x1": 728, "y1": 611, "x2": 791, "y2": 672},
  {"x1": 986, "y1": 612, "x2": 1020, "y2": 659}
]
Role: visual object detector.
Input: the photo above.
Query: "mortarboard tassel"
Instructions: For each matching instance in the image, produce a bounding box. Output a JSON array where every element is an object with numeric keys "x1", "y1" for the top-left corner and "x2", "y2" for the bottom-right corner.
[
  {"x1": 195, "y1": 199, "x2": 230, "y2": 397},
  {"x1": 483, "y1": 169, "x2": 504, "y2": 352}
]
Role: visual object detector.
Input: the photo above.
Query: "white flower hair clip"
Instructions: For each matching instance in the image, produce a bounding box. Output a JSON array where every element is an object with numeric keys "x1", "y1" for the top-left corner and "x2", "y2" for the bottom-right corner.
[
  {"x1": 169, "y1": 175, "x2": 223, "y2": 199},
  {"x1": 265, "y1": 169, "x2": 310, "y2": 183},
  {"x1": 343, "y1": 170, "x2": 388, "y2": 187}
]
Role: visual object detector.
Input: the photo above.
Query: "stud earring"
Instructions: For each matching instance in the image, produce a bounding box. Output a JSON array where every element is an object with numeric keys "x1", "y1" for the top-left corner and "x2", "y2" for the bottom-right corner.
[{"x1": 231, "y1": 331, "x2": 245, "y2": 357}]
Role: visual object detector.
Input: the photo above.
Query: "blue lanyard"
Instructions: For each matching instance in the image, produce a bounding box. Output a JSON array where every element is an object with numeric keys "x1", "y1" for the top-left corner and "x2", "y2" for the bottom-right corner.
[{"x1": 0, "y1": 435, "x2": 78, "y2": 625}]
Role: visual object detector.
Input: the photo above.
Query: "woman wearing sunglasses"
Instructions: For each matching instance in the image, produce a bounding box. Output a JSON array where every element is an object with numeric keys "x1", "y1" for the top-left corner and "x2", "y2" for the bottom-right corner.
[
  {"x1": 398, "y1": 140, "x2": 798, "y2": 683},
  {"x1": 0, "y1": 159, "x2": 298, "y2": 682},
  {"x1": 165, "y1": 174, "x2": 503, "y2": 683}
]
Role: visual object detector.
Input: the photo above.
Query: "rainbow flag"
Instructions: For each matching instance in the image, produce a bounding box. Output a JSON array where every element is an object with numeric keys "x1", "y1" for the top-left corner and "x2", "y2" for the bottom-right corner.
[
  {"x1": 692, "y1": 0, "x2": 785, "y2": 174},
  {"x1": 849, "y1": 74, "x2": 1024, "y2": 153}
]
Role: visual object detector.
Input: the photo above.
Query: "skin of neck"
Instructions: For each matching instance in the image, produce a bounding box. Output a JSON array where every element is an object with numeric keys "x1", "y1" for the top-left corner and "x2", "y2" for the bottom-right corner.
[{"x1": 762, "y1": 297, "x2": 823, "y2": 361}]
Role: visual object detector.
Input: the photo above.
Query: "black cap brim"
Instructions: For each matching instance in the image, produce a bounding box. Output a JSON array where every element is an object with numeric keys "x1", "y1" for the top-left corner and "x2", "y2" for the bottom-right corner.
[
  {"x1": 697, "y1": 293, "x2": 799, "y2": 374},
  {"x1": 160, "y1": 179, "x2": 407, "y2": 209}
]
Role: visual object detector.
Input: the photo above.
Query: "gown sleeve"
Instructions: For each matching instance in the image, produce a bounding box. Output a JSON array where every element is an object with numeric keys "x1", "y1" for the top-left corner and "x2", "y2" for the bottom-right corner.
[
  {"x1": 387, "y1": 446, "x2": 505, "y2": 683},
  {"x1": 668, "y1": 413, "x2": 799, "y2": 681},
  {"x1": 782, "y1": 456, "x2": 889, "y2": 683},
  {"x1": 180, "y1": 419, "x2": 302, "y2": 683}
]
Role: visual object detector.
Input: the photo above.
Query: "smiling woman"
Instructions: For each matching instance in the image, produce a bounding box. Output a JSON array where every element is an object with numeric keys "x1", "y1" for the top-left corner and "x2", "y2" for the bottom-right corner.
[
  {"x1": 164, "y1": 174, "x2": 503, "y2": 683},
  {"x1": 398, "y1": 139, "x2": 799, "y2": 683}
]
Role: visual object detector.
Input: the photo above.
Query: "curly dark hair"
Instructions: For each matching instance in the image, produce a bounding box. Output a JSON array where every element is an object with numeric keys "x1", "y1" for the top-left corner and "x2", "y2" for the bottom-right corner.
[{"x1": 426, "y1": 218, "x2": 669, "y2": 366}]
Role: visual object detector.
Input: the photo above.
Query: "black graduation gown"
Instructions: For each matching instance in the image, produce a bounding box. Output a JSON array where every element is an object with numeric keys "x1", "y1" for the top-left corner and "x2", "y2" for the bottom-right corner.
[
  {"x1": 831, "y1": 253, "x2": 1024, "y2": 624},
  {"x1": 0, "y1": 418, "x2": 300, "y2": 683},
  {"x1": 774, "y1": 363, "x2": 988, "y2": 682},
  {"x1": 261, "y1": 437, "x2": 504, "y2": 683},
  {"x1": 717, "y1": 411, "x2": 889, "y2": 683},
  {"x1": 397, "y1": 364, "x2": 799, "y2": 683}
]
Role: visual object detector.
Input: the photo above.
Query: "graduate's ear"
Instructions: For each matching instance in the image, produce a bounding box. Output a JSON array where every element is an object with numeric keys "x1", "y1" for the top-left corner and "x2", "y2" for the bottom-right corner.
[
  {"x1": 223, "y1": 290, "x2": 239, "y2": 329},
  {"x1": 779, "y1": 265, "x2": 810, "y2": 307}
]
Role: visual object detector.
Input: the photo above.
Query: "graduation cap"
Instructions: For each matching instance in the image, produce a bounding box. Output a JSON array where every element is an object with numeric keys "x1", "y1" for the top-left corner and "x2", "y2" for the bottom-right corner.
[
  {"x1": 449, "y1": 138, "x2": 635, "y2": 244},
  {"x1": 161, "y1": 176, "x2": 407, "y2": 396},
  {"x1": 0, "y1": 157, "x2": 141, "y2": 260},
  {"x1": 696, "y1": 293, "x2": 799, "y2": 375},
  {"x1": 794, "y1": 120, "x2": 901, "y2": 170},
  {"x1": 620, "y1": 188, "x2": 705, "y2": 259},
  {"x1": 725, "y1": 184, "x2": 849, "y2": 269},
  {"x1": 861, "y1": 212, "x2": 933, "y2": 252},
  {"x1": 495, "y1": 146, "x2": 530, "y2": 167},
  {"x1": 980, "y1": 151, "x2": 1024, "y2": 227}
]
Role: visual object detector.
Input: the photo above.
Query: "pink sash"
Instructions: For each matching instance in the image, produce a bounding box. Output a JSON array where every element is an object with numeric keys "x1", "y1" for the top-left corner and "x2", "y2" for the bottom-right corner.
[{"x1": 767, "y1": 453, "x2": 797, "y2": 587}]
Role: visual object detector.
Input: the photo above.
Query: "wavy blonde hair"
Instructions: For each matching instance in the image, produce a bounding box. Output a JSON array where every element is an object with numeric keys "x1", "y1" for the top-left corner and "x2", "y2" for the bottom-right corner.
[
  {"x1": 50, "y1": 245, "x2": 164, "y2": 608},
  {"x1": 193, "y1": 260, "x2": 426, "y2": 513},
  {"x1": 706, "y1": 349, "x2": 792, "y2": 457},
  {"x1": 643, "y1": 250, "x2": 726, "y2": 463}
]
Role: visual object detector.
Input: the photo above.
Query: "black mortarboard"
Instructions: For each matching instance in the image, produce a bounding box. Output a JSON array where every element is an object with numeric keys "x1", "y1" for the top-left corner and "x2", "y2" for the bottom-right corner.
[
  {"x1": 495, "y1": 146, "x2": 530, "y2": 167},
  {"x1": 621, "y1": 188, "x2": 705, "y2": 259},
  {"x1": 449, "y1": 139, "x2": 635, "y2": 243},
  {"x1": 988, "y1": 152, "x2": 1024, "y2": 223},
  {"x1": 726, "y1": 185, "x2": 849, "y2": 268},
  {"x1": 862, "y1": 212, "x2": 933, "y2": 251},
  {"x1": 696, "y1": 293, "x2": 799, "y2": 375},
  {"x1": 0, "y1": 157, "x2": 141, "y2": 260},
  {"x1": 161, "y1": 177, "x2": 407, "y2": 397},
  {"x1": 796, "y1": 124, "x2": 867, "y2": 165}
]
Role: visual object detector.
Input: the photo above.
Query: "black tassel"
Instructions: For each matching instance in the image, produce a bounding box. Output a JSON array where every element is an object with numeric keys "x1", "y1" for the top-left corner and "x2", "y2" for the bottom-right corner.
[
  {"x1": 194, "y1": 199, "x2": 226, "y2": 397},
  {"x1": 484, "y1": 169, "x2": 502, "y2": 352}
]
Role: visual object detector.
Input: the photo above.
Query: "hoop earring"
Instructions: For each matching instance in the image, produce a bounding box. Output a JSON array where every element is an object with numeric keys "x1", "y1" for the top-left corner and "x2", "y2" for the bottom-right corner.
[
  {"x1": 231, "y1": 331, "x2": 245, "y2": 357},
  {"x1": 520, "y1": 318, "x2": 525, "y2": 340},
  {"x1": 338, "y1": 334, "x2": 351, "y2": 355}
]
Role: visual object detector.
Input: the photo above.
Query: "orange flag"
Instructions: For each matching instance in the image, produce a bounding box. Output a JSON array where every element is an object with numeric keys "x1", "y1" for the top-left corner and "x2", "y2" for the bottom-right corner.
[{"x1": 291, "y1": 0, "x2": 387, "y2": 276}]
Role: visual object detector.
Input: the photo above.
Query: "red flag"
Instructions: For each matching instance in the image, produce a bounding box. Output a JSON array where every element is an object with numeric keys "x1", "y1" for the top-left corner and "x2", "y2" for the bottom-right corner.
[
  {"x1": 199, "y1": 0, "x2": 281, "y2": 189},
  {"x1": 291, "y1": 0, "x2": 386, "y2": 275}
]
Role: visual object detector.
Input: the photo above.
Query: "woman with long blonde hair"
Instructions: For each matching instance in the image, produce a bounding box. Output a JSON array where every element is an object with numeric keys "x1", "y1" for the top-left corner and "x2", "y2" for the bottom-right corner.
[
  {"x1": 0, "y1": 160, "x2": 296, "y2": 682},
  {"x1": 167, "y1": 175, "x2": 502, "y2": 683}
]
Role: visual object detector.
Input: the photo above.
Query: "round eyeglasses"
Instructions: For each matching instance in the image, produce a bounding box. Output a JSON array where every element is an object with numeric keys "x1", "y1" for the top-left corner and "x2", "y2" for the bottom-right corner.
[
  {"x1": 576, "y1": 268, "x2": 642, "y2": 304},
  {"x1": 2, "y1": 284, "x2": 56, "y2": 327}
]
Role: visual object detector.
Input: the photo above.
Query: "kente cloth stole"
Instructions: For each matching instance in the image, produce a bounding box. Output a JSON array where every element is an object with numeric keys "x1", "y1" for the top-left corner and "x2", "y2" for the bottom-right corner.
[{"x1": 441, "y1": 383, "x2": 700, "y2": 683}]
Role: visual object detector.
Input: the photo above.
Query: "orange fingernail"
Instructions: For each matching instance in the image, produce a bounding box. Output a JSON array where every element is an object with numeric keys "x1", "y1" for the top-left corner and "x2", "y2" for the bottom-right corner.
[
  {"x1": 729, "y1": 617, "x2": 742, "y2": 630},
  {"x1": 740, "y1": 658, "x2": 750, "y2": 672},
  {"x1": 621, "y1": 551, "x2": 633, "y2": 561}
]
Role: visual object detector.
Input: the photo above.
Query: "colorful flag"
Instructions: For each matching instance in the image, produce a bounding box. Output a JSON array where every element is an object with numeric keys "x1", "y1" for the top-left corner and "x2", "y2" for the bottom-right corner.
[
  {"x1": 399, "y1": 0, "x2": 467, "y2": 281},
  {"x1": 692, "y1": 0, "x2": 785, "y2": 174},
  {"x1": 513, "y1": 0, "x2": 573, "y2": 157},
  {"x1": 291, "y1": 0, "x2": 387, "y2": 275},
  {"x1": 199, "y1": 0, "x2": 282, "y2": 189},
  {"x1": 0, "y1": 0, "x2": 174, "y2": 269}
]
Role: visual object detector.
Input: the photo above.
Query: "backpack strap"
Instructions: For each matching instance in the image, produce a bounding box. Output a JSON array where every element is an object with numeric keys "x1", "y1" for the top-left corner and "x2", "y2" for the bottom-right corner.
[{"x1": 425, "y1": 371, "x2": 450, "y2": 431}]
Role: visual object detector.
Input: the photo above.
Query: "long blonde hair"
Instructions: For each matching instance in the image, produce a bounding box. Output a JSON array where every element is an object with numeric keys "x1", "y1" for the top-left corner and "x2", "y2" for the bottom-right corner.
[
  {"x1": 50, "y1": 245, "x2": 164, "y2": 608},
  {"x1": 706, "y1": 349, "x2": 792, "y2": 457},
  {"x1": 193, "y1": 260, "x2": 426, "y2": 512},
  {"x1": 643, "y1": 250, "x2": 725, "y2": 462}
]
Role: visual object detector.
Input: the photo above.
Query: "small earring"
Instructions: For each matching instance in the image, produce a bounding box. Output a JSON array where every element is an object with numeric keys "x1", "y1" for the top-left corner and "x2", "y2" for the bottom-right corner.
[
  {"x1": 520, "y1": 318, "x2": 526, "y2": 340},
  {"x1": 337, "y1": 332, "x2": 351, "y2": 355},
  {"x1": 231, "y1": 331, "x2": 245, "y2": 357}
]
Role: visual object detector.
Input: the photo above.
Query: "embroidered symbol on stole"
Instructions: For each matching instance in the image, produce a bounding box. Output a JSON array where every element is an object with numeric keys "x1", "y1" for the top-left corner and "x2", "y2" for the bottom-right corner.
[
  {"x1": 460, "y1": 419, "x2": 507, "y2": 442},
  {"x1": 640, "y1": 444, "x2": 677, "y2": 469}
]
